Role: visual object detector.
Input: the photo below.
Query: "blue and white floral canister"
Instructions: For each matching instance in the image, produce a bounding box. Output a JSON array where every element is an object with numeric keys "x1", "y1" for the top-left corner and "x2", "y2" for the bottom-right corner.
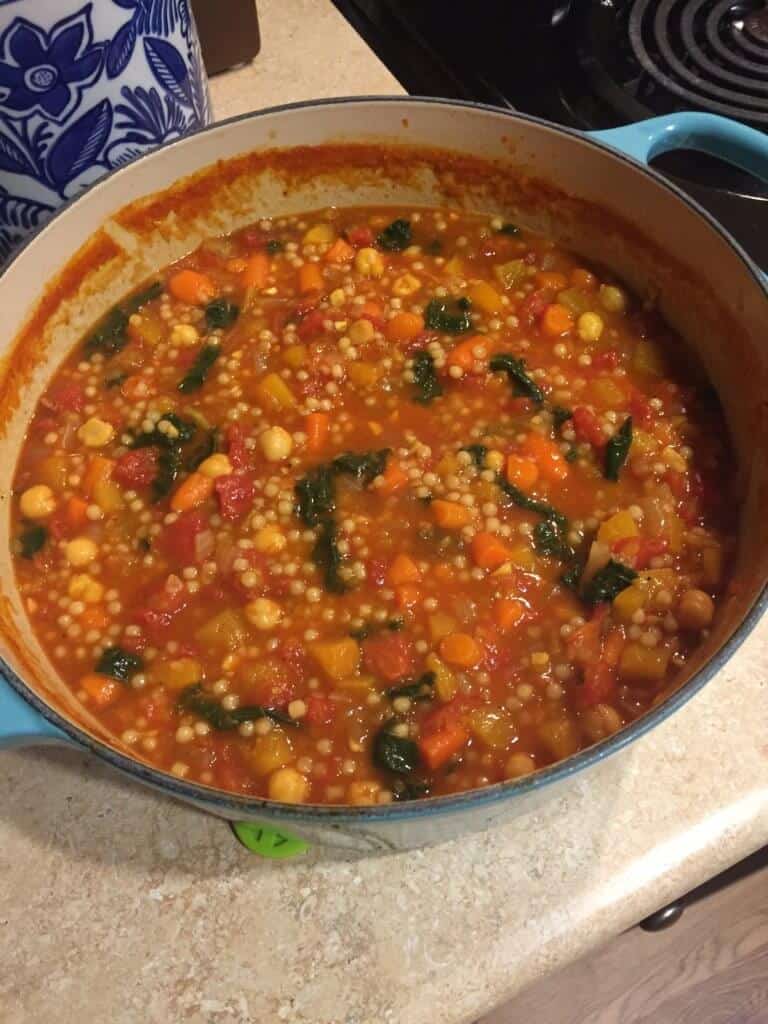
[{"x1": 0, "y1": 0, "x2": 211, "y2": 258}]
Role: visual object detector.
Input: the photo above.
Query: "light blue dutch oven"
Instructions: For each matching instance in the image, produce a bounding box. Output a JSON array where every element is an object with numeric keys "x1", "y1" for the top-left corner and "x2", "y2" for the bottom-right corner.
[{"x1": 0, "y1": 99, "x2": 767, "y2": 855}]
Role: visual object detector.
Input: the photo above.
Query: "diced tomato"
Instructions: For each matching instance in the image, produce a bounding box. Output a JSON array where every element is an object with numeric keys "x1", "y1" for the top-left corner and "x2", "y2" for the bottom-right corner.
[
  {"x1": 296, "y1": 308, "x2": 327, "y2": 340},
  {"x1": 519, "y1": 288, "x2": 551, "y2": 325},
  {"x1": 578, "y1": 661, "x2": 616, "y2": 708},
  {"x1": 159, "y1": 509, "x2": 212, "y2": 565},
  {"x1": 663, "y1": 468, "x2": 688, "y2": 500},
  {"x1": 277, "y1": 640, "x2": 309, "y2": 680},
  {"x1": 31, "y1": 414, "x2": 59, "y2": 437},
  {"x1": 138, "y1": 690, "x2": 173, "y2": 724},
  {"x1": 44, "y1": 378, "x2": 85, "y2": 413},
  {"x1": 363, "y1": 632, "x2": 415, "y2": 682},
  {"x1": 629, "y1": 388, "x2": 653, "y2": 426},
  {"x1": 572, "y1": 406, "x2": 606, "y2": 448},
  {"x1": 567, "y1": 604, "x2": 609, "y2": 666},
  {"x1": 348, "y1": 225, "x2": 374, "y2": 247},
  {"x1": 215, "y1": 472, "x2": 255, "y2": 520},
  {"x1": 613, "y1": 535, "x2": 668, "y2": 570},
  {"x1": 305, "y1": 694, "x2": 336, "y2": 726},
  {"x1": 367, "y1": 557, "x2": 388, "y2": 587},
  {"x1": 226, "y1": 422, "x2": 250, "y2": 469},
  {"x1": 114, "y1": 447, "x2": 159, "y2": 488},
  {"x1": 215, "y1": 742, "x2": 251, "y2": 793},
  {"x1": 591, "y1": 349, "x2": 620, "y2": 370}
]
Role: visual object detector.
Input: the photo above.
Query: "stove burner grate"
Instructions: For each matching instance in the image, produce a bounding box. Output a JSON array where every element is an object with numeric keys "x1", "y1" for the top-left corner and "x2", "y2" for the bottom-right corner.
[{"x1": 627, "y1": 0, "x2": 768, "y2": 124}]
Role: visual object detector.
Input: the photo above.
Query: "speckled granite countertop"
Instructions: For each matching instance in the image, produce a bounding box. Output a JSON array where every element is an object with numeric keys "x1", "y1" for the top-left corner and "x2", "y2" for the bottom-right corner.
[{"x1": 2, "y1": 4, "x2": 767, "y2": 1023}]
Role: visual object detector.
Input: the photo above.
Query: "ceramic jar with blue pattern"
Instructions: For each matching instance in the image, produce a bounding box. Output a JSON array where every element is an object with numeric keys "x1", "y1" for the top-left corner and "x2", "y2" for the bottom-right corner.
[{"x1": 0, "y1": 0, "x2": 211, "y2": 258}]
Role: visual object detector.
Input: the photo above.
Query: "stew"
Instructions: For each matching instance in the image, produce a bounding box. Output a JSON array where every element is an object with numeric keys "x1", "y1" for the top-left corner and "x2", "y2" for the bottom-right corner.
[{"x1": 12, "y1": 205, "x2": 734, "y2": 805}]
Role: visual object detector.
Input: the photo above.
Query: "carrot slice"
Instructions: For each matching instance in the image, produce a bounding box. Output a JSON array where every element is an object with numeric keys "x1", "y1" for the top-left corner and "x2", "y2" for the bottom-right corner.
[
  {"x1": 494, "y1": 598, "x2": 525, "y2": 630},
  {"x1": 385, "y1": 311, "x2": 424, "y2": 343},
  {"x1": 419, "y1": 721, "x2": 470, "y2": 770},
  {"x1": 170, "y1": 472, "x2": 215, "y2": 512},
  {"x1": 439, "y1": 633, "x2": 482, "y2": 668},
  {"x1": 470, "y1": 531, "x2": 513, "y2": 571},
  {"x1": 541, "y1": 303, "x2": 575, "y2": 337},
  {"x1": 80, "y1": 673, "x2": 120, "y2": 708},
  {"x1": 387, "y1": 554, "x2": 421, "y2": 587},
  {"x1": 520, "y1": 432, "x2": 569, "y2": 482},
  {"x1": 305, "y1": 412, "x2": 330, "y2": 452},
  {"x1": 431, "y1": 499, "x2": 472, "y2": 529},
  {"x1": 325, "y1": 238, "x2": 355, "y2": 263},
  {"x1": 446, "y1": 335, "x2": 489, "y2": 372},
  {"x1": 168, "y1": 269, "x2": 216, "y2": 305},
  {"x1": 378, "y1": 457, "x2": 409, "y2": 494},
  {"x1": 298, "y1": 263, "x2": 324, "y2": 294},
  {"x1": 242, "y1": 251, "x2": 270, "y2": 289},
  {"x1": 505, "y1": 454, "x2": 539, "y2": 490}
]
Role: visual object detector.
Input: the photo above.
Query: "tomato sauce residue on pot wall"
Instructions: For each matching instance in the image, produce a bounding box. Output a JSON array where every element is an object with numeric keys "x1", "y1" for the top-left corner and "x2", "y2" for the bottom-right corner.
[{"x1": 10, "y1": 201, "x2": 736, "y2": 805}]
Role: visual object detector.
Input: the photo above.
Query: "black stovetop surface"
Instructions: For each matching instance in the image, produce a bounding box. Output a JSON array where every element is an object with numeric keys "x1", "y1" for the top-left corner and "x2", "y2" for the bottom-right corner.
[{"x1": 332, "y1": 0, "x2": 768, "y2": 268}]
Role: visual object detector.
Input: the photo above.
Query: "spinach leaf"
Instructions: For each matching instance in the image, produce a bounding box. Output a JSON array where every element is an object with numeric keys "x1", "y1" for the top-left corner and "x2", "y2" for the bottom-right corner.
[
  {"x1": 83, "y1": 281, "x2": 162, "y2": 358},
  {"x1": 205, "y1": 298, "x2": 239, "y2": 329},
  {"x1": 387, "y1": 672, "x2": 435, "y2": 703},
  {"x1": 582, "y1": 559, "x2": 637, "y2": 605},
  {"x1": 266, "y1": 239, "x2": 284, "y2": 254},
  {"x1": 412, "y1": 349, "x2": 443, "y2": 404},
  {"x1": 565, "y1": 447, "x2": 579, "y2": 463},
  {"x1": 425, "y1": 239, "x2": 442, "y2": 255},
  {"x1": 18, "y1": 524, "x2": 46, "y2": 559},
  {"x1": 295, "y1": 465, "x2": 336, "y2": 527},
  {"x1": 312, "y1": 517, "x2": 347, "y2": 593},
  {"x1": 533, "y1": 517, "x2": 573, "y2": 561},
  {"x1": 131, "y1": 413, "x2": 196, "y2": 449},
  {"x1": 376, "y1": 218, "x2": 412, "y2": 251},
  {"x1": 178, "y1": 684, "x2": 295, "y2": 730},
  {"x1": 96, "y1": 646, "x2": 143, "y2": 682},
  {"x1": 332, "y1": 448, "x2": 390, "y2": 486},
  {"x1": 560, "y1": 560, "x2": 583, "y2": 591},
  {"x1": 105, "y1": 373, "x2": 128, "y2": 389},
  {"x1": 373, "y1": 725, "x2": 421, "y2": 774},
  {"x1": 185, "y1": 428, "x2": 219, "y2": 471},
  {"x1": 497, "y1": 222, "x2": 520, "y2": 236},
  {"x1": 350, "y1": 617, "x2": 404, "y2": 642},
  {"x1": 489, "y1": 352, "x2": 544, "y2": 405},
  {"x1": 604, "y1": 417, "x2": 633, "y2": 481},
  {"x1": 424, "y1": 297, "x2": 472, "y2": 334},
  {"x1": 461, "y1": 444, "x2": 488, "y2": 469},
  {"x1": 392, "y1": 779, "x2": 430, "y2": 801},
  {"x1": 178, "y1": 344, "x2": 221, "y2": 393},
  {"x1": 497, "y1": 476, "x2": 567, "y2": 528},
  {"x1": 552, "y1": 406, "x2": 573, "y2": 430}
]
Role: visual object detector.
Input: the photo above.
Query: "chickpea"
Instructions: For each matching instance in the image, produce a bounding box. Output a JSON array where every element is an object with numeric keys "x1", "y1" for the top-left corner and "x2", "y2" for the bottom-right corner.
[
  {"x1": 19, "y1": 484, "x2": 56, "y2": 519},
  {"x1": 577, "y1": 311, "x2": 604, "y2": 343},
  {"x1": 253, "y1": 524, "x2": 287, "y2": 554},
  {"x1": 392, "y1": 273, "x2": 421, "y2": 297},
  {"x1": 303, "y1": 223, "x2": 335, "y2": 245},
  {"x1": 504, "y1": 752, "x2": 536, "y2": 779},
  {"x1": 77, "y1": 417, "x2": 114, "y2": 448},
  {"x1": 581, "y1": 703, "x2": 622, "y2": 743},
  {"x1": 677, "y1": 588, "x2": 714, "y2": 630},
  {"x1": 65, "y1": 537, "x2": 98, "y2": 567},
  {"x1": 259, "y1": 425, "x2": 293, "y2": 462},
  {"x1": 485, "y1": 450, "x2": 505, "y2": 472},
  {"x1": 349, "y1": 318, "x2": 375, "y2": 345},
  {"x1": 346, "y1": 780, "x2": 382, "y2": 805},
  {"x1": 268, "y1": 766, "x2": 310, "y2": 803},
  {"x1": 244, "y1": 597, "x2": 283, "y2": 630},
  {"x1": 170, "y1": 323, "x2": 199, "y2": 347},
  {"x1": 599, "y1": 284, "x2": 627, "y2": 313},
  {"x1": 197, "y1": 453, "x2": 233, "y2": 478},
  {"x1": 68, "y1": 573, "x2": 104, "y2": 604},
  {"x1": 354, "y1": 247, "x2": 384, "y2": 278}
]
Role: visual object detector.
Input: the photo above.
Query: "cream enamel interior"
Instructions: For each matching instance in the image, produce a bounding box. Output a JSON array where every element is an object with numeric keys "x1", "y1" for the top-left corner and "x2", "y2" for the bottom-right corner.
[{"x1": 0, "y1": 99, "x2": 765, "y2": 785}]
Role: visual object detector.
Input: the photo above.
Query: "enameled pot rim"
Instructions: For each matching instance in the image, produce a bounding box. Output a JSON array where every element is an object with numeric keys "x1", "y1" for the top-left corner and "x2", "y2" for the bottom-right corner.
[{"x1": 3, "y1": 95, "x2": 767, "y2": 824}]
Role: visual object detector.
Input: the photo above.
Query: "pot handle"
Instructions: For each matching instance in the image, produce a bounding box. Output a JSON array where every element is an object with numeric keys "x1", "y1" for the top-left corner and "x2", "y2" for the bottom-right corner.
[
  {"x1": 0, "y1": 676, "x2": 68, "y2": 748},
  {"x1": 589, "y1": 112, "x2": 768, "y2": 184}
]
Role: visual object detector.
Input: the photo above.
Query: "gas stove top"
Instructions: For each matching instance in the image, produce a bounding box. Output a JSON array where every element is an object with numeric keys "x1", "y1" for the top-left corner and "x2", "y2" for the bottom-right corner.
[{"x1": 333, "y1": 0, "x2": 768, "y2": 266}]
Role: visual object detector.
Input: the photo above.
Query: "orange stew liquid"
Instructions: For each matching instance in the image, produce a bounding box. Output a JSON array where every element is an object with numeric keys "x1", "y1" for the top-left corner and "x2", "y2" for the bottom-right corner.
[{"x1": 12, "y1": 206, "x2": 734, "y2": 806}]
